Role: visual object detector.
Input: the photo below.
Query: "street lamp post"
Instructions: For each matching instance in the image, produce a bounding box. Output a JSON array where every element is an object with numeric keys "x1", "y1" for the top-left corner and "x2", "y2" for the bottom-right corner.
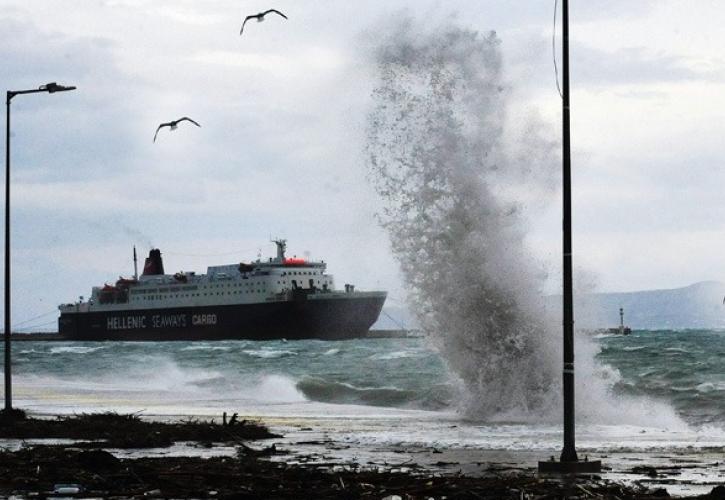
[
  {"x1": 538, "y1": 0, "x2": 601, "y2": 474},
  {"x1": 3, "y1": 82, "x2": 75, "y2": 414}
]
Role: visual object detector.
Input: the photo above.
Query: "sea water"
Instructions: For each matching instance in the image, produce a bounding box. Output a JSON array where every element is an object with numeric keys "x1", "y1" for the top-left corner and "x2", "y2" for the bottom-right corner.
[{"x1": 5, "y1": 329, "x2": 725, "y2": 454}]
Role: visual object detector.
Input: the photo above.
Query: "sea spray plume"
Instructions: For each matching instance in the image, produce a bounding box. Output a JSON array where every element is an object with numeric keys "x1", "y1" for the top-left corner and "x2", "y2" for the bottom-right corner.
[{"x1": 365, "y1": 20, "x2": 563, "y2": 419}]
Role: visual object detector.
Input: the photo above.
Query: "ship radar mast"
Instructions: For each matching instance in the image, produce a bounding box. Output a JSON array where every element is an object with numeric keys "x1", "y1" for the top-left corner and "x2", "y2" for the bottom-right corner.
[
  {"x1": 133, "y1": 246, "x2": 138, "y2": 280},
  {"x1": 272, "y1": 238, "x2": 287, "y2": 261}
]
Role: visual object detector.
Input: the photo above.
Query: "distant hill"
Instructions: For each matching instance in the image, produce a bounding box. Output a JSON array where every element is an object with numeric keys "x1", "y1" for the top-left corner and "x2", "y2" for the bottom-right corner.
[
  {"x1": 564, "y1": 281, "x2": 725, "y2": 330},
  {"x1": 374, "y1": 281, "x2": 725, "y2": 331}
]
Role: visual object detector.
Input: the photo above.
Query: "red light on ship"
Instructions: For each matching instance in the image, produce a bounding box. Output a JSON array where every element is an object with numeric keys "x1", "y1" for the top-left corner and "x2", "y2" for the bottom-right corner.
[{"x1": 283, "y1": 257, "x2": 306, "y2": 266}]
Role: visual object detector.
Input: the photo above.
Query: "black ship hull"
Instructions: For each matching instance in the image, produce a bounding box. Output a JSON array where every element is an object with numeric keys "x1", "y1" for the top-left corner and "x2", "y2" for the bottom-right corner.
[{"x1": 58, "y1": 293, "x2": 386, "y2": 341}]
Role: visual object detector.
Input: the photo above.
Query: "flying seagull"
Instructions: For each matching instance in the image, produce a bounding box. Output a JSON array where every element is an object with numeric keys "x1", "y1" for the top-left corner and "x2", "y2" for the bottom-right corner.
[
  {"x1": 240, "y1": 9, "x2": 287, "y2": 35},
  {"x1": 153, "y1": 117, "x2": 201, "y2": 143}
]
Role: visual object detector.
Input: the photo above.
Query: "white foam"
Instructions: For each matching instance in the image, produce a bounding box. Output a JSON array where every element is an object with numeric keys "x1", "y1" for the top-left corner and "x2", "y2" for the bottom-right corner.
[
  {"x1": 180, "y1": 345, "x2": 233, "y2": 352},
  {"x1": 251, "y1": 374, "x2": 307, "y2": 403},
  {"x1": 242, "y1": 349, "x2": 298, "y2": 359},
  {"x1": 695, "y1": 382, "x2": 725, "y2": 393},
  {"x1": 49, "y1": 346, "x2": 106, "y2": 354},
  {"x1": 622, "y1": 345, "x2": 647, "y2": 352},
  {"x1": 370, "y1": 350, "x2": 416, "y2": 360}
]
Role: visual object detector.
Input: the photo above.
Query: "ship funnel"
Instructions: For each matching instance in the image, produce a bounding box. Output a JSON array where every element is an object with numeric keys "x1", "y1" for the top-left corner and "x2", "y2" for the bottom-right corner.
[{"x1": 142, "y1": 249, "x2": 165, "y2": 276}]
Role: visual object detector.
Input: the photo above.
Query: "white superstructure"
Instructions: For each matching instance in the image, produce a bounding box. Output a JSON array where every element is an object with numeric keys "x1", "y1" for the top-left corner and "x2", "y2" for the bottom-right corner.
[{"x1": 59, "y1": 240, "x2": 342, "y2": 313}]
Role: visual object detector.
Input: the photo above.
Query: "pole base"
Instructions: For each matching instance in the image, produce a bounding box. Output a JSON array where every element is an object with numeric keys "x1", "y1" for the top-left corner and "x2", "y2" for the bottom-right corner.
[
  {"x1": 538, "y1": 458, "x2": 602, "y2": 474},
  {"x1": 0, "y1": 407, "x2": 26, "y2": 424}
]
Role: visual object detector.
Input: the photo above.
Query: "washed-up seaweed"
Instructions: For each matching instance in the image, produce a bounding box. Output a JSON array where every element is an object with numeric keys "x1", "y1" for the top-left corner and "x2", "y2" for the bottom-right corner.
[
  {"x1": 0, "y1": 411, "x2": 277, "y2": 447},
  {"x1": 2, "y1": 445, "x2": 723, "y2": 499}
]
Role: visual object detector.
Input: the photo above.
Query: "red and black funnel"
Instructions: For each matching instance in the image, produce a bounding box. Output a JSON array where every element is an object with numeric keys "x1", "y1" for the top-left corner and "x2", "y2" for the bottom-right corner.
[{"x1": 142, "y1": 249, "x2": 165, "y2": 276}]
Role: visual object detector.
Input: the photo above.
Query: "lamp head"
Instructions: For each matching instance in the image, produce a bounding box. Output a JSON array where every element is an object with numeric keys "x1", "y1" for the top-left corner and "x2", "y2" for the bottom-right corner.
[{"x1": 40, "y1": 82, "x2": 76, "y2": 93}]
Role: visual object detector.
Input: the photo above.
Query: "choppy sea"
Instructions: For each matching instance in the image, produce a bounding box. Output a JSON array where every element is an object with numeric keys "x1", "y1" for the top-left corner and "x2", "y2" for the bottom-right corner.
[{"x1": 5, "y1": 330, "x2": 725, "y2": 455}]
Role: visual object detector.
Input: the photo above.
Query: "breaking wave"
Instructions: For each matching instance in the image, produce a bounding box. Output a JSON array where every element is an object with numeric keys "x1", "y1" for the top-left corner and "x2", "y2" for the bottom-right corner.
[{"x1": 295, "y1": 376, "x2": 450, "y2": 410}]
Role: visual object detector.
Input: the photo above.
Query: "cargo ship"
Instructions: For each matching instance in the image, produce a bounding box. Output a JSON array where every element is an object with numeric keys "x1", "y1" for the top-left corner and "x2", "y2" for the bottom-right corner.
[{"x1": 58, "y1": 240, "x2": 387, "y2": 340}]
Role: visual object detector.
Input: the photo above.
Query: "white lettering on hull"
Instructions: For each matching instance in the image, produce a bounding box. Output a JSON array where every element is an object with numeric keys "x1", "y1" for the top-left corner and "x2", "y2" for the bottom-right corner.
[
  {"x1": 106, "y1": 313, "x2": 214, "y2": 330},
  {"x1": 151, "y1": 314, "x2": 187, "y2": 329},
  {"x1": 107, "y1": 316, "x2": 147, "y2": 330},
  {"x1": 192, "y1": 314, "x2": 217, "y2": 326}
]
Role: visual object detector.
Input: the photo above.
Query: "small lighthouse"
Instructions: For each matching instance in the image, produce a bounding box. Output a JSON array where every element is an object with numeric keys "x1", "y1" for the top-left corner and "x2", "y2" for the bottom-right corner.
[{"x1": 618, "y1": 307, "x2": 631, "y2": 335}]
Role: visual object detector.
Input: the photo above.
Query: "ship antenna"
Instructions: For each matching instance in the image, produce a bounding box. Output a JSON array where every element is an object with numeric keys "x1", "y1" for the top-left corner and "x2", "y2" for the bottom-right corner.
[{"x1": 133, "y1": 245, "x2": 138, "y2": 280}]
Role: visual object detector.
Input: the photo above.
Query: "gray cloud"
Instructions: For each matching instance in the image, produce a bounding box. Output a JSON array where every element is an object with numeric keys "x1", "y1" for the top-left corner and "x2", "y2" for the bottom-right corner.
[
  {"x1": 573, "y1": 45, "x2": 725, "y2": 86},
  {"x1": 1, "y1": 16, "x2": 150, "y2": 183}
]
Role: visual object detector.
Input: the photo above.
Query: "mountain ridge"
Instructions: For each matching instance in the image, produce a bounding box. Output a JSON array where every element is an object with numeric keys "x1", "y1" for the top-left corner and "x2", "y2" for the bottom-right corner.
[{"x1": 374, "y1": 281, "x2": 725, "y2": 330}]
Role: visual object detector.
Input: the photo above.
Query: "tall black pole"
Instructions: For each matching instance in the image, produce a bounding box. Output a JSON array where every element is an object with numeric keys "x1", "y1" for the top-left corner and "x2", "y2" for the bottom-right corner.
[
  {"x1": 560, "y1": 0, "x2": 577, "y2": 463},
  {"x1": 539, "y1": 0, "x2": 600, "y2": 473},
  {"x1": 4, "y1": 92, "x2": 11, "y2": 411}
]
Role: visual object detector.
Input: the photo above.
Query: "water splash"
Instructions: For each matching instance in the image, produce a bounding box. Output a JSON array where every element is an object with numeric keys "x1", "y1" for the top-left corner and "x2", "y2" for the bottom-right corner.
[
  {"x1": 365, "y1": 18, "x2": 562, "y2": 420},
  {"x1": 364, "y1": 17, "x2": 686, "y2": 429}
]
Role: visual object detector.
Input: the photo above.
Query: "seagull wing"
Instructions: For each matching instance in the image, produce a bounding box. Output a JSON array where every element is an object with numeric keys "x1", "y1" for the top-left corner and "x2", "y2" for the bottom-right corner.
[
  {"x1": 178, "y1": 117, "x2": 201, "y2": 128},
  {"x1": 263, "y1": 9, "x2": 288, "y2": 19},
  {"x1": 153, "y1": 122, "x2": 171, "y2": 143},
  {"x1": 240, "y1": 14, "x2": 256, "y2": 34}
]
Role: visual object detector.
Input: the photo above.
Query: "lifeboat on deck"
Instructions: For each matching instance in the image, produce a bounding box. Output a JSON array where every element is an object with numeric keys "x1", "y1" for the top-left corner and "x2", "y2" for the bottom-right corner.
[{"x1": 283, "y1": 257, "x2": 306, "y2": 266}]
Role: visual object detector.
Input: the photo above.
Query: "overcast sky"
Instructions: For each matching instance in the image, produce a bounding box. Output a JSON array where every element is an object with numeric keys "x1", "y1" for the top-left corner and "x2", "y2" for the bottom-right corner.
[{"x1": 3, "y1": 0, "x2": 725, "y2": 330}]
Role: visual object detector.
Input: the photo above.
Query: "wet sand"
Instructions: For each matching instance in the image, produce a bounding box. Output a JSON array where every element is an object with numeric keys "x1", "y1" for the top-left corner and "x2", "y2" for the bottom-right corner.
[
  {"x1": 268, "y1": 421, "x2": 725, "y2": 498},
  {"x1": 1, "y1": 412, "x2": 724, "y2": 498}
]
